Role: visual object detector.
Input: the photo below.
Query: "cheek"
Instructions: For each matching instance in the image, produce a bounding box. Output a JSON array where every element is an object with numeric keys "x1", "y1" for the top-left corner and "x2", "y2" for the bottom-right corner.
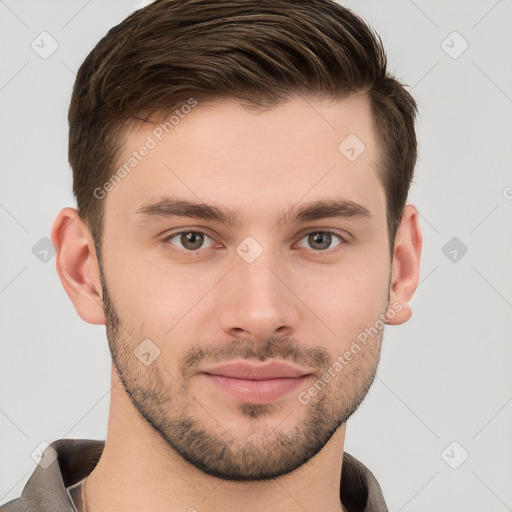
[
  {"x1": 296, "y1": 254, "x2": 390, "y2": 342},
  {"x1": 107, "y1": 257, "x2": 223, "y2": 342}
]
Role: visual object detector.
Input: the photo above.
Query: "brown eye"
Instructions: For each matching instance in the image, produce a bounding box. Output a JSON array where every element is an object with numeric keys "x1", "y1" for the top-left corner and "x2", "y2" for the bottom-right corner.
[
  {"x1": 165, "y1": 230, "x2": 215, "y2": 253},
  {"x1": 297, "y1": 231, "x2": 344, "y2": 252},
  {"x1": 308, "y1": 232, "x2": 332, "y2": 250},
  {"x1": 180, "y1": 232, "x2": 205, "y2": 250}
]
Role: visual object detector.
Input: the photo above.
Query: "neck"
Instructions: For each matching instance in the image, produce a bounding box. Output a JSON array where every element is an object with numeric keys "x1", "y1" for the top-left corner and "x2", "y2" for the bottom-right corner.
[{"x1": 84, "y1": 367, "x2": 348, "y2": 512}]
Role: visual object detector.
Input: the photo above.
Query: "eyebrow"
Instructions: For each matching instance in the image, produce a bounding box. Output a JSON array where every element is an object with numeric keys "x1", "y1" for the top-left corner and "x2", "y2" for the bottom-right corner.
[{"x1": 132, "y1": 195, "x2": 371, "y2": 229}]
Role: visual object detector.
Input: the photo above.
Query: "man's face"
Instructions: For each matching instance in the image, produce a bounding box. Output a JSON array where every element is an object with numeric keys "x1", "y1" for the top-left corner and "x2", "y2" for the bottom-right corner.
[{"x1": 97, "y1": 94, "x2": 391, "y2": 480}]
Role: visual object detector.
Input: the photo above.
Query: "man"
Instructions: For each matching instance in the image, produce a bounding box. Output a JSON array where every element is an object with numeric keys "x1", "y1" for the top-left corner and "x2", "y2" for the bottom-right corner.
[{"x1": 1, "y1": 0, "x2": 422, "y2": 510}]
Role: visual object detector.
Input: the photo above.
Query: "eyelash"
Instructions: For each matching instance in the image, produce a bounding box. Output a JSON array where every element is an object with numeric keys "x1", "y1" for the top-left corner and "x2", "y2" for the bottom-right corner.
[{"x1": 162, "y1": 229, "x2": 348, "y2": 257}]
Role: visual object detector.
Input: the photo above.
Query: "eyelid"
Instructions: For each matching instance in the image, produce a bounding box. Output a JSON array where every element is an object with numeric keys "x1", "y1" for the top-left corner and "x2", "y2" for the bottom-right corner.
[{"x1": 294, "y1": 227, "x2": 351, "y2": 243}]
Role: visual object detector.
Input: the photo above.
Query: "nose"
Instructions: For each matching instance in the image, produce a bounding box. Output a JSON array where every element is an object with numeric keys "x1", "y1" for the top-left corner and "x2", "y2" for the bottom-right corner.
[{"x1": 218, "y1": 245, "x2": 301, "y2": 342}]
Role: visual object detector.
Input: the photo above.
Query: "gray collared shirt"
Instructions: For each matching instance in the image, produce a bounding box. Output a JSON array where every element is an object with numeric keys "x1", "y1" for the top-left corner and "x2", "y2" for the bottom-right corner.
[{"x1": 1, "y1": 438, "x2": 388, "y2": 511}]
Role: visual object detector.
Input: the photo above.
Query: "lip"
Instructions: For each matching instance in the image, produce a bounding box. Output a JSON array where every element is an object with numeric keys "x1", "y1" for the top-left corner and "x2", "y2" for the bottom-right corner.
[
  {"x1": 200, "y1": 360, "x2": 312, "y2": 380},
  {"x1": 199, "y1": 360, "x2": 313, "y2": 404}
]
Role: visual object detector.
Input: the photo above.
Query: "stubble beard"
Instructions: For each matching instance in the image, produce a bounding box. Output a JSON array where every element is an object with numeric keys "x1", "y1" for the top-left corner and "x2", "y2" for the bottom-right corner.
[{"x1": 97, "y1": 251, "x2": 383, "y2": 481}]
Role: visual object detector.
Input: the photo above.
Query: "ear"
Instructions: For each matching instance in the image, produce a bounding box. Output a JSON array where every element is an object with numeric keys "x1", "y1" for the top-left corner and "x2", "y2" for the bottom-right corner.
[
  {"x1": 387, "y1": 204, "x2": 422, "y2": 325},
  {"x1": 50, "y1": 207, "x2": 106, "y2": 325}
]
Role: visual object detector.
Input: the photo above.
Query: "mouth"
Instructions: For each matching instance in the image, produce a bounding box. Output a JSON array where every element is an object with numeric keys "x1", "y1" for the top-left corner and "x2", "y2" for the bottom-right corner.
[{"x1": 198, "y1": 360, "x2": 313, "y2": 404}]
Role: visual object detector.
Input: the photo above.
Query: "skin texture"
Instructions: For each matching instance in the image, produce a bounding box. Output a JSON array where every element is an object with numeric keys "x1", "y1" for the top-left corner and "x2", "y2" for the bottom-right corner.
[{"x1": 51, "y1": 94, "x2": 422, "y2": 512}]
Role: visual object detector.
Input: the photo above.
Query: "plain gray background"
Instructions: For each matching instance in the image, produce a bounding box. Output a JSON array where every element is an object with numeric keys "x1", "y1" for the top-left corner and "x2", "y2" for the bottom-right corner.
[{"x1": 1, "y1": 1, "x2": 511, "y2": 510}]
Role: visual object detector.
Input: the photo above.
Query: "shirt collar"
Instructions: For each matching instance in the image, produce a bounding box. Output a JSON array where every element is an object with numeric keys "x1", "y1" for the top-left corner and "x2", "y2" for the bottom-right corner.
[{"x1": 10, "y1": 438, "x2": 387, "y2": 512}]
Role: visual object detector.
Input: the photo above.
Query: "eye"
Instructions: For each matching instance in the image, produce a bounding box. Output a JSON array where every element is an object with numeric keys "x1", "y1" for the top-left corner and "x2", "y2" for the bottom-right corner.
[
  {"x1": 164, "y1": 230, "x2": 216, "y2": 253},
  {"x1": 295, "y1": 230, "x2": 346, "y2": 252}
]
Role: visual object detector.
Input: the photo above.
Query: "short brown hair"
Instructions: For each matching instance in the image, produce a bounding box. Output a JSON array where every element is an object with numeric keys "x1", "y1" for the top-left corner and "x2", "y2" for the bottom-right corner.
[{"x1": 68, "y1": 0, "x2": 418, "y2": 253}]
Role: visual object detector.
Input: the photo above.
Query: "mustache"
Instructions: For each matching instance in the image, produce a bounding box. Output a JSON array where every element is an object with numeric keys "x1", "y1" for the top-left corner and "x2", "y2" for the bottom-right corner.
[{"x1": 179, "y1": 337, "x2": 332, "y2": 378}]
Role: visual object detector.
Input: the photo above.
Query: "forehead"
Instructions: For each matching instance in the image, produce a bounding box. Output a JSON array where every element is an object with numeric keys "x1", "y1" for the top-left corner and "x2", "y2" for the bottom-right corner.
[{"x1": 103, "y1": 94, "x2": 385, "y2": 229}]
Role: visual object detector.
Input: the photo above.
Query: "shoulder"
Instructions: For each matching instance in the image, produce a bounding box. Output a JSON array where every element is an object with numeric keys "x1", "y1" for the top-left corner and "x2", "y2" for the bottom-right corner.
[{"x1": 0, "y1": 438, "x2": 105, "y2": 512}]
